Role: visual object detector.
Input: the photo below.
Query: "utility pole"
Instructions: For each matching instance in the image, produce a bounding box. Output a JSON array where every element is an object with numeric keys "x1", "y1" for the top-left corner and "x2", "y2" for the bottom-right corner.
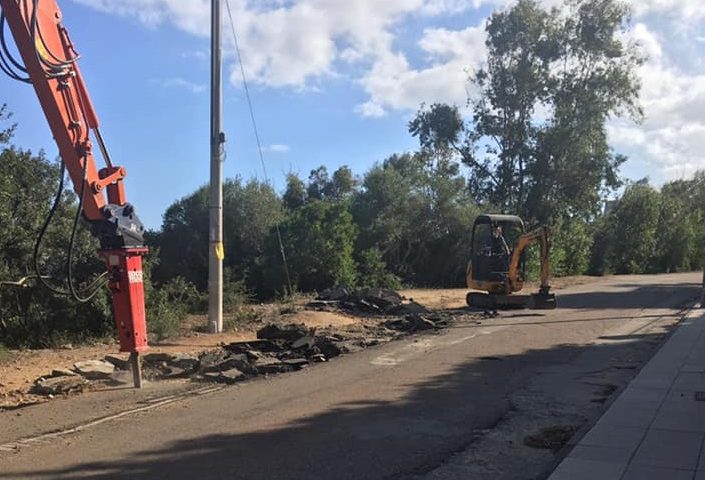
[{"x1": 209, "y1": 0, "x2": 224, "y2": 334}]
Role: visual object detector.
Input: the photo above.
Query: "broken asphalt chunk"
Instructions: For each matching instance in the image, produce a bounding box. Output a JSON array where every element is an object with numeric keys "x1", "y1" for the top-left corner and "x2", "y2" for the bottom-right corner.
[
  {"x1": 317, "y1": 286, "x2": 351, "y2": 301},
  {"x1": 292, "y1": 335, "x2": 316, "y2": 350},
  {"x1": 283, "y1": 358, "x2": 309, "y2": 369},
  {"x1": 73, "y1": 360, "x2": 115, "y2": 380},
  {"x1": 103, "y1": 355, "x2": 130, "y2": 370},
  {"x1": 254, "y1": 357, "x2": 292, "y2": 374},
  {"x1": 32, "y1": 375, "x2": 86, "y2": 395},
  {"x1": 257, "y1": 323, "x2": 310, "y2": 342},
  {"x1": 168, "y1": 354, "x2": 200, "y2": 372},
  {"x1": 142, "y1": 352, "x2": 174, "y2": 364}
]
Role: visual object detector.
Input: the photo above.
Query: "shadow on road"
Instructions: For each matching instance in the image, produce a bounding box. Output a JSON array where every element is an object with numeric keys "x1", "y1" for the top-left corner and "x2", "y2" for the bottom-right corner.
[
  {"x1": 0, "y1": 321, "x2": 683, "y2": 480},
  {"x1": 555, "y1": 283, "x2": 700, "y2": 310},
  {"x1": 451, "y1": 312, "x2": 683, "y2": 329}
]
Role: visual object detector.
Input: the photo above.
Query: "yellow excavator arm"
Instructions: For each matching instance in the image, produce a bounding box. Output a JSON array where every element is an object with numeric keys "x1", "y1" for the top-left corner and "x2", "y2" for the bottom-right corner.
[{"x1": 507, "y1": 226, "x2": 551, "y2": 293}]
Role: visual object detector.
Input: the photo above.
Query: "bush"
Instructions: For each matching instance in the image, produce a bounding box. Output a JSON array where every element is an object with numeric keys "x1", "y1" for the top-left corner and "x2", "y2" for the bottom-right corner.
[
  {"x1": 357, "y1": 248, "x2": 400, "y2": 289},
  {"x1": 551, "y1": 219, "x2": 593, "y2": 277},
  {"x1": 146, "y1": 277, "x2": 196, "y2": 341}
]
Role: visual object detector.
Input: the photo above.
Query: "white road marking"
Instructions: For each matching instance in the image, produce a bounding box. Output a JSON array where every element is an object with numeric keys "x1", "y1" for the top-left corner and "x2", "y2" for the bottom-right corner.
[{"x1": 371, "y1": 326, "x2": 508, "y2": 366}]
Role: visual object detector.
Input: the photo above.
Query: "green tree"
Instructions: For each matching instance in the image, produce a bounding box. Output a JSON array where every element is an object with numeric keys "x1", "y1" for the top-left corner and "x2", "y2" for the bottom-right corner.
[
  {"x1": 353, "y1": 153, "x2": 479, "y2": 286},
  {"x1": 266, "y1": 200, "x2": 357, "y2": 293},
  {"x1": 155, "y1": 178, "x2": 283, "y2": 296},
  {"x1": 606, "y1": 182, "x2": 660, "y2": 274},
  {"x1": 551, "y1": 217, "x2": 593, "y2": 276},
  {"x1": 282, "y1": 173, "x2": 307, "y2": 209},
  {"x1": 0, "y1": 107, "x2": 111, "y2": 347},
  {"x1": 410, "y1": 0, "x2": 641, "y2": 224}
]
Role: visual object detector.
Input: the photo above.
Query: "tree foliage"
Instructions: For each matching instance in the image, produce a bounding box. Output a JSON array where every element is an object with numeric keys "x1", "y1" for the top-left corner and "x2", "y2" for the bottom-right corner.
[
  {"x1": 410, "y1": 0, "x2": 641, "y2": 224},
  {"x1": 0, "y1": 106, "x2": 111, "y2": 347}
]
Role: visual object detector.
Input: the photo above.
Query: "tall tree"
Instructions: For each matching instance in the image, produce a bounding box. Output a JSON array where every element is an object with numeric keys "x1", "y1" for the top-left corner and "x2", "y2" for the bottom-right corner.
[
  {"x1": 156, "y1": 178, "x2": 283, "y2": 293},
  {"x1": 0, "y1": 108, "x2": 110, "y2": 347},
  {"x1": 410, "y1": 0, "x2": 642, "y2": 224},
  {"x1": 353, "y1": 153, "x2": 479, "y2": 286}
]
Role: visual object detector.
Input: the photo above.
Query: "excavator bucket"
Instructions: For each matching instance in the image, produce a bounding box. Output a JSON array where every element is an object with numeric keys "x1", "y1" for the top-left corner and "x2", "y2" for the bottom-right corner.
[
  {"x1": 529, "y1": 289, "x2": 557, "y2": 310},
  {"x1": 466, "y1": 286, "x2": 557, "y2": 311},
  {"x1": 467, "y1": 292, "x2": 531, "y2": 310}
]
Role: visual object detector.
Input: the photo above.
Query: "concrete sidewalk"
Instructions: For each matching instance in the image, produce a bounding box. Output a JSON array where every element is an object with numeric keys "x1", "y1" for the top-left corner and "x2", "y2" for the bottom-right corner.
[{"x1": 549, "y1": 309, "x2": 705, "y2": 480}]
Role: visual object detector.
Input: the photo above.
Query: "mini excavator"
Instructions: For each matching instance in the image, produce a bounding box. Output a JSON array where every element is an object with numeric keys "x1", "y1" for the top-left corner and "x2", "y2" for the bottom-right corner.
[
  {"x1": 466, "y1": 214, "x2": 557, "y2": 310},
  {"x1": 0, "y1": 0, "x2": 148, "y2": 385}
]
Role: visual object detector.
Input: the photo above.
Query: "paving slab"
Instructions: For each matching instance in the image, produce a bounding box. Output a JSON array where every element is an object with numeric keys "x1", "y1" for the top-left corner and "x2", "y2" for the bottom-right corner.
[
  {"x1": 549, "y1": 458, "x2": 626, "y2": 480},
  {"x1": 631, "y1": 429, "x2": 703, "y2": 470},
  {"x1": 548, "y1": 309, "x2": 705, "y2": 480},
  {"x1": 621, "y1": 464, "x2": 694, "y2": 480}
]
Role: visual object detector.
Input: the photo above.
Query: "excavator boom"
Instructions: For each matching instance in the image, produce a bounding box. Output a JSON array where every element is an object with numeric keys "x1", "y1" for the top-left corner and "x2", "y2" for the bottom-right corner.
[{"x1": 0, "y1": 0, "x2": 148, "y2": 385}]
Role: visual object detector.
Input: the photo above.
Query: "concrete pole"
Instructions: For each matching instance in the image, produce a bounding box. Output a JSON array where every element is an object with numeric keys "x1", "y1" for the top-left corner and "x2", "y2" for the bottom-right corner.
[{"x1": 209, "y1": 0, "x2": 224, "y2": 334}]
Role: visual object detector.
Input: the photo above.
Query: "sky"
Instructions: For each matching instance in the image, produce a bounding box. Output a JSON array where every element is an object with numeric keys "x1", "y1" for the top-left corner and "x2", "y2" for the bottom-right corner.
[{"x1": 3, "y1": 0, "x2": 705, "y2": 228}]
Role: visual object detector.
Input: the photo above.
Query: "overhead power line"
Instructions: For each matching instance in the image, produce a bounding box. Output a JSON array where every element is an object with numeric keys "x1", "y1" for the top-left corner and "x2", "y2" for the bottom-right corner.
[{"x1": 223, "y1": 0, "x2": 293, "y2": 296}]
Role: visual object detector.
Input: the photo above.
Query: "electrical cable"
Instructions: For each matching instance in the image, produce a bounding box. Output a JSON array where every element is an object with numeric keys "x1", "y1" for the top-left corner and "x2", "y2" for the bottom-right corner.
[
  {"x1": 32, "y1": 157, "x2": 71, "y2": 295},
  {"x1": 0, "y1": 13, "x2": 26, "y2": 72},
  {"x1": 224, "y1": 0, "x2": 293, "y2": 295}
]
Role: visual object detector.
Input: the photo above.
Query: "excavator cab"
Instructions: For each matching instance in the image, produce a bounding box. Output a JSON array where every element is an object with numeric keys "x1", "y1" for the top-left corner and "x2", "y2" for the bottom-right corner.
[
  {"x1": 466, "y1": 214, "x2": 556, "y2": 310},
  {"x1": 469, "y1": 215, "x2": 525, "y2": 290}
]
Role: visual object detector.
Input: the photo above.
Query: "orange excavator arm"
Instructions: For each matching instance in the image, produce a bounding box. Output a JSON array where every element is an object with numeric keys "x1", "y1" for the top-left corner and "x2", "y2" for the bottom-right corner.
[{"x1": 0, "y1": 0, "x2": 148, "y2": 384}]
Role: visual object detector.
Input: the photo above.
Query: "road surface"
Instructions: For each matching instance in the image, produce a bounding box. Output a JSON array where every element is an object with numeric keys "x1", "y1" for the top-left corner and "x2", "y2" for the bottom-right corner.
[{"x1": 0, "y1": 273, "x2": 700, "y2": 479}]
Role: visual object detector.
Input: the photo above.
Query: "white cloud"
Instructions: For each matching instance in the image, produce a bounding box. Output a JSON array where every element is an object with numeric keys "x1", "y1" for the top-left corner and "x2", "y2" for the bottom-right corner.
[
  {"x1": 263, "y1": 144, "x2": 291, "y2": 153},
  {"x1": 72, "y1": 0, "x2": 705, "y2": 181},
  {"x1": 357, "y1": 25, "x2": 486, "y2": 116},
  {"x1": 157, "y1": 77, "x2": 206, "y2": 93},
  {"x1": 71, "y1": 0, "x2": 484, "y2": 97},
  {"x1": 608, "y1": 23, "x2": 705, "y2": 182},
  {"x1": 628, "y1": 0, "x2": 705, "y2": 22}
]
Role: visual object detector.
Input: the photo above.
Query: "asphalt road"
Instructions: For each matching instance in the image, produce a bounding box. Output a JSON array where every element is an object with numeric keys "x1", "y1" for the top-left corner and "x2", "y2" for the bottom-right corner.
[{"x1": 0, "y1": 273, "x2": 701, "y2": 480}]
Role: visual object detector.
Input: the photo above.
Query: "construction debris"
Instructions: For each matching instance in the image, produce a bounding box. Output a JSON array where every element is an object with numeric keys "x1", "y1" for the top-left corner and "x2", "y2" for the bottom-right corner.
[
  {"x1": 25, "y1": 293, "x2": 471, "y2": 397},
  {"x1": 104, "y1": 355, "x2": 130, "y2": 370},
  {"x1": 257, "y1": 323, "x2": 312, "y2": 342},
  {"x1": 312, "y1": 287, "x2": 429, "y2": 316},
  {"x1": 32, "y1": 374, "x2": 86, "y2": 395},
  {"x1": 72, "y1": 360, "x2": 115, "y2": 380}
]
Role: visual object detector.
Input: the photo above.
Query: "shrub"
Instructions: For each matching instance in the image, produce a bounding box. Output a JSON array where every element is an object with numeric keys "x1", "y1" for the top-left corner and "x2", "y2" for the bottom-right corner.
[{"x1": 357, "y1": 248, "x2": 400, "y2": 289}]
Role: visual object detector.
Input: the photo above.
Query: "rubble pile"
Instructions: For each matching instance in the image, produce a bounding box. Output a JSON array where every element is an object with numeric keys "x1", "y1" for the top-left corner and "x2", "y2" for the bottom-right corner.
[
  {"x1": 310, "y1": 287, "x2": 430, "y2": 316},
  {"x1": 29, "y1": 323, "x2": 371, "y2": 394},
  {"x1": 133, "y1": 323, "x2": 365, "y2": 384},
  {"x1": 26, "y1": 290, "x2": 465, "y2": 399}
]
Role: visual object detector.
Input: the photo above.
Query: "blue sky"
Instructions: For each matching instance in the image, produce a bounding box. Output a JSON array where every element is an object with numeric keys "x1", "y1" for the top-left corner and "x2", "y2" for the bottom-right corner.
[{"x1": 3, "y1": 0, "x2": 705, "y2": 228}]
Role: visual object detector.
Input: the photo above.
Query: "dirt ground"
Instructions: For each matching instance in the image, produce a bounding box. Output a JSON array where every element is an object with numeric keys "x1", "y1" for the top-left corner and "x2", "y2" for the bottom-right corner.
[
  {"x1": 0, "y1": 303, "x2": 376, "y2": 406},
  {"x1": 0, "y1": 277, "x2": 601, "y2": 408}
]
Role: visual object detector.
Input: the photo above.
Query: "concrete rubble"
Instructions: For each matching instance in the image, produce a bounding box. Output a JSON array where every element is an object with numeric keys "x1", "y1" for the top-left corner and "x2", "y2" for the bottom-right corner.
[
  {"x1": 28, "y1": 287, "x2": 464, "y2": 397},
  {"x1": 31, "y1": 370, "x2": 86, "y2": 395},
  {"x1": 72, "y1": 360, "x2": 115, "y2": 380},
  {"x1": 311, "y1": 287, "x2": 430, "y2": 316}
]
